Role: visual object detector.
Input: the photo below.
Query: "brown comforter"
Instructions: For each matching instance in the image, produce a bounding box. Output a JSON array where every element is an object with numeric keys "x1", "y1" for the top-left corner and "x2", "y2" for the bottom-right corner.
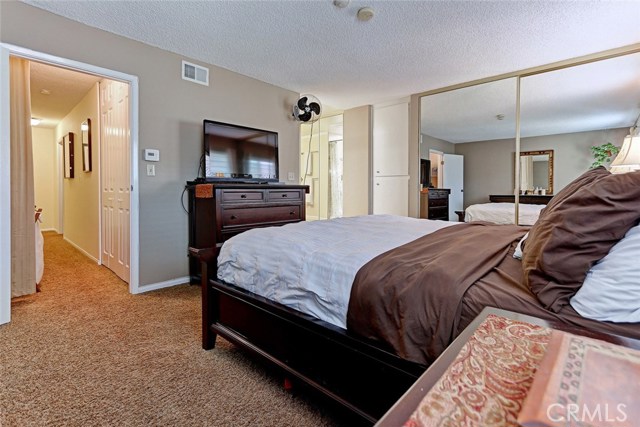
[
  {"x1": 347, "y1": 222, "x2": 640, "y2": 366},
  {"x1": 347, "y1": 222, "x2": 527, "y2": 365}
]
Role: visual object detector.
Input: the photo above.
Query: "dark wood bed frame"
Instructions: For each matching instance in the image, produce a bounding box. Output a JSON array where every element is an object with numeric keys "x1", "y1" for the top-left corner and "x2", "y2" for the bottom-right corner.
[{"x1": 190, "y1": 247, "x2": 426, "y2": 424}]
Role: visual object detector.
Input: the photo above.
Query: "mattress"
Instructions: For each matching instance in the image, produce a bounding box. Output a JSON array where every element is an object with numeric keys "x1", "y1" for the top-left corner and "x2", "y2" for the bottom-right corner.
[
  {"x1": 465, "y1": 202, "x2": 545, "y2": 225},
  {"x1": 217, "y1": 214, "x2": 456, "y2": 329}
]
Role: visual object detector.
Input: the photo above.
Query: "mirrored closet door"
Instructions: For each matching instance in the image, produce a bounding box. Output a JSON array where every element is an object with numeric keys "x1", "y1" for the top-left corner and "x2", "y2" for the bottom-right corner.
[
  {"x1": 417, "y1": 47, "x2": 640, "y2": 225},
  {"x1": 300, "y1": 114, "x2": 344, "y2": 221},
  {"x1": 419, "y1": 78, "x2": 518, "y2": 219},
  {"x1": 519, "y1": 52, "x2": 640, "y2": 196}
]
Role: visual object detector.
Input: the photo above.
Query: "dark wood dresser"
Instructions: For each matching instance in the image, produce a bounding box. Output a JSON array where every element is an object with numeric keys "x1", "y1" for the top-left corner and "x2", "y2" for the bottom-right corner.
[
  {"x1": 420, "y1": 188, "x2": 450, "y2": 220},
  {"x1": 186, "y1": 182, "x2": 309, "y2": 283},
  {"x1": 489, "y1": 194, "x2": 553, "y2": 205}
]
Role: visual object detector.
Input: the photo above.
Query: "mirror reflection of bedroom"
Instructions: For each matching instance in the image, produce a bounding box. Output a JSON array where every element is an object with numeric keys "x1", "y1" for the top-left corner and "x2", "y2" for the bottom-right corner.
[
  {"x1": 11, "y1": 59, "x2": 130, "y2": 303},
  {"x1": 419, "y1": 51, "x2": 640, "y2": 226},
  {"x1": 299, "y1": 114, "x2": 344, "y2": 221}
]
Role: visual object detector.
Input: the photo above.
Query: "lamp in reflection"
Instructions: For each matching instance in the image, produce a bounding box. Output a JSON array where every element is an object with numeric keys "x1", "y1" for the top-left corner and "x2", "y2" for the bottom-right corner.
[{"x1": 610, "y1": 130, "x2": 640, "y2": 174}]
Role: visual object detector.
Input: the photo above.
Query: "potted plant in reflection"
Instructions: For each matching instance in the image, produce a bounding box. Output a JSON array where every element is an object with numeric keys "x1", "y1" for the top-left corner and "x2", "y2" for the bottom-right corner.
[{"x1": 590, "y1": 142, "x2": 620, "y2": 169}]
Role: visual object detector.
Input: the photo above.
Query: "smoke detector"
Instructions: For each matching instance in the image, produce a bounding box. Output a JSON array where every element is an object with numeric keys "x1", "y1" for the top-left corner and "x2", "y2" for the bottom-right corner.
[{"x1": 357, "y1": 7, "x2": 374, "y2": 21}]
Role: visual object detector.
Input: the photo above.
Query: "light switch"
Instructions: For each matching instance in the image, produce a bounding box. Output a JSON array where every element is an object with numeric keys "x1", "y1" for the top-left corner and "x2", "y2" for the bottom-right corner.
[
  {"x1": 146, "y1": 164, "x2": 155, "y2": 176},
  {"x1": 288, "y1": 172, "x2": 295, "y2": 181}
]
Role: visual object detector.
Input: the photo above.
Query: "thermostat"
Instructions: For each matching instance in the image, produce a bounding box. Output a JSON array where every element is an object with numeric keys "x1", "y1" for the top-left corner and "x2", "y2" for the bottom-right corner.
[{"x1": 144, "y1": 149, "x2": 160, "y2": 162}]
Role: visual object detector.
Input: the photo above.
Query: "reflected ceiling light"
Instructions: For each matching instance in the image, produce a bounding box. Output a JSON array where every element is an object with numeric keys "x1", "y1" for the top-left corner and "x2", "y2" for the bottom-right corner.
[
  {"x1": 333, "y1": 0, "x2": 350, "y2": 8},
  {"x1": 31, "y1": 117, "x2": 41, "y2": 126},
  {"x1": 357, "y1": 7, "x2": 374, "y2": 21}
]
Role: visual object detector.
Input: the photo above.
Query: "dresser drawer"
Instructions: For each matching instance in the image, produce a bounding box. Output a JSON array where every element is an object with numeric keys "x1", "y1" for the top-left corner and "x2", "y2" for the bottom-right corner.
[
  {"x1": 428, "y1": 198, "x2": 448, "y2": 207},
  {"x1": 267, "y1": 189, "x2": 303, "y2": 201},
  {"x1": 221, "y1": 189, "x2": 265, "y2": 203},
  {"x1": 221, "y1": 205, "x2": 302, "y2": 228},
  {"x1": 428, "y1": 206, "x2": 448, "y2": 220},
  {"x1": 428, "y1": 190, "x2": 449, "y2": 199}
]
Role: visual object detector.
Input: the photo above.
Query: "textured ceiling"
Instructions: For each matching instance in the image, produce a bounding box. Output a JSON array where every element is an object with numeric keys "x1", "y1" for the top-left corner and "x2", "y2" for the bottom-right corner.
[
  {"x1": 422, "y1": 52, "x2": 640, "y2": 143},
  {"x1": 21, "y1": 0, "x2": 640, "y2": 112},
  {"x1": 30, "y1": 61, "x2": 101, "y2": 128}
]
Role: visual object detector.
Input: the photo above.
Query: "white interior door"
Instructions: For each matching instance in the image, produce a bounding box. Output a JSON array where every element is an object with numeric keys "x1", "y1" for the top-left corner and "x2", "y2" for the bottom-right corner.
[
  {"x1": 373, "y1": 102, "x2": 409, "y2": 176},
  {"x1": 373, "y1": 176, "x2": 409, "y2": 216},
  {"x1": 100, "y1": 79, "x2": 130, "y2": 283},
  {"x1": 442, "y1": 154, "x2": 464, "y2": 221}
]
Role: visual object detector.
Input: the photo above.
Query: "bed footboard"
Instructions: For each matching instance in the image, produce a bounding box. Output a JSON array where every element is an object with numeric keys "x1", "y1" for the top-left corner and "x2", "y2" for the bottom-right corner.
[{"x1": 189, "y1": 246, "x2": 426, "y2": 423}]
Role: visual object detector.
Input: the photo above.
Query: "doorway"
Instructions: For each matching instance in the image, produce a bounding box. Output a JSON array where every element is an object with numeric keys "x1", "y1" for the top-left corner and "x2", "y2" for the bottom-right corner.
[
  {"x1": 31, "y1": 64, "x2": 131, "y2": 283},
  {"x1": 428, "y1": 150, "x2": 443, "y2": 188},
  {"x1": 0, "y1": 44, "x2": 140, "y2": 325}
]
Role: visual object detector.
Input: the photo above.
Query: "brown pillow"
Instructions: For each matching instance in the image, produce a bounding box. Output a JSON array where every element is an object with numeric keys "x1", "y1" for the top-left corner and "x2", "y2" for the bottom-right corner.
[
  {"x1": 522, "y1": 169, "x2": 640, "y2": 312},
  {"x1": 539, "y1": 166, "x2": 610, "y2": 219}
]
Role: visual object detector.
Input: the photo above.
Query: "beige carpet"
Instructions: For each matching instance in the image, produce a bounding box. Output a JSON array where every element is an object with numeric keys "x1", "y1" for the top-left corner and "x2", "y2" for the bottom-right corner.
[{"x1": 0, "y1": 233, "x2": 354, "y2": 426}]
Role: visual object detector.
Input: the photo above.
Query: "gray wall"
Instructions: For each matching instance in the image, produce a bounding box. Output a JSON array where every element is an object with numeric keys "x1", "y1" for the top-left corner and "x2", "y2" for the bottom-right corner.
[
  {"x1": 343, "y1": 105, "x2": 371, "y2": 216},
  {"x1": 420, "y1": 133, "x2": 455, "y2": 158},
  {"x1": 1, "y1": 2, "x2": 301, "y2": 286},
  {"x1": 454, "y1": 137, "x2": 515, "y2": 207},
  {"x1": 454, "y1": 128, "x2": 628, "y2": 208}
]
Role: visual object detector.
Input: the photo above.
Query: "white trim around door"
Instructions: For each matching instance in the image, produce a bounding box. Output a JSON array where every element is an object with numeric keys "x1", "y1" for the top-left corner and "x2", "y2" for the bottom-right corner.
[
  {"x1": 0, "y1": 46, "x2": 11, "y2": 325},
  {"x1": 0, "y1": 43, "x2": 141, "y2": 325}
]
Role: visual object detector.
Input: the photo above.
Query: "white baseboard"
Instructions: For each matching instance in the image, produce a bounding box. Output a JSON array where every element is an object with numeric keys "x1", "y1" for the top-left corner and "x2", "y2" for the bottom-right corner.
[
  {"x1": 63, "y1": 236, "x2": 99, "y2": 264},
  {"x1": 40, "y1": 227, "x2": 57, "y2": 232},
  {"x1": 136, "y1": 276, "x2": 190, "y2": 294}
]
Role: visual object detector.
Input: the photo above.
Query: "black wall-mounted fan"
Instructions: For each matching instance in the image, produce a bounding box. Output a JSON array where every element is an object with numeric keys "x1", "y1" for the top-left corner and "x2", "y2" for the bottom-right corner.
[{"x1": 293, "y1": 95, "x2": 322, "y2": 123}]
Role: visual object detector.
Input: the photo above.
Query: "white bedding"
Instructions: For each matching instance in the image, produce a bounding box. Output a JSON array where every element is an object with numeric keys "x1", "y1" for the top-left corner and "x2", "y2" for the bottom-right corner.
[
  {"x1": 464, "y1": 202, "x2": 545, "y2": 226},
  {"x1": 217, "y1": 215, "x2": 456, "y2": 329}
]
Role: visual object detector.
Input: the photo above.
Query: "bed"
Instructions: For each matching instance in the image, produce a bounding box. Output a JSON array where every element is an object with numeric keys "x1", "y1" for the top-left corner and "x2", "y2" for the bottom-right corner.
[
  {"x1": 191, "y1": 167, "x2": 640, "y2": 424},
  {"x1": 464, "y1": 202, "x2": 545, "y2": 225}
]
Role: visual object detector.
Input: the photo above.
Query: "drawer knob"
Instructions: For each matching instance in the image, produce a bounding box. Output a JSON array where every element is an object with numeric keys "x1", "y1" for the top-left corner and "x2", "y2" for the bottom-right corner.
[
  {"x1": 230, "y1": 215, "x2": 237, "y2": 220},
  {"x1": 281, "y1": 194, "x2": 288, "y2": 198},
  {"x1": 240, "y1": 194, "x2": 247, "y2": 199},
  {"x1": 289, "y1": 211, "x2": 295, "y2": 215}
]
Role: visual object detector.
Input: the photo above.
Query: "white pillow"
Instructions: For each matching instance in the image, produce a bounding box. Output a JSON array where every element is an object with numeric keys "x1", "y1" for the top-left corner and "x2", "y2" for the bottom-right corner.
[
  {"x1": 513, "y1": 232, "x2": 528, "y2": 260},
  {"x1": 570, "y1": 224, "x2": 640, "y2": 323}
]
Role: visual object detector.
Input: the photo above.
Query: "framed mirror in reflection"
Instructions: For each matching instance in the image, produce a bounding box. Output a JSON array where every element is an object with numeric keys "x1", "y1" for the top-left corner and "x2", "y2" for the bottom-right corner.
[
  {"x1": 81, "y1": 118, "x2": 91, "y2": 172},
  {"x1": 519, "y1": 150, "x2": 553, "y2": 195},
  {"x1": 62, "y1": 132, "x2": 74, "y2": 179}
]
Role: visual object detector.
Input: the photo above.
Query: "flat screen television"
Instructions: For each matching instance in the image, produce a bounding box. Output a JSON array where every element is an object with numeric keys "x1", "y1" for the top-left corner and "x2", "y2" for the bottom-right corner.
[{"x1": 203, "y1": 120, "x2": 279, "y2": 182}]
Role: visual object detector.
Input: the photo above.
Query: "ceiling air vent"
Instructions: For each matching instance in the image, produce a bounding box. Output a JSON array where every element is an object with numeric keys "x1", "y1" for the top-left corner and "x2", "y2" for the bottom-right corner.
[{"x1": 182, "y1": 60, "x2": 209, "y2": 86}]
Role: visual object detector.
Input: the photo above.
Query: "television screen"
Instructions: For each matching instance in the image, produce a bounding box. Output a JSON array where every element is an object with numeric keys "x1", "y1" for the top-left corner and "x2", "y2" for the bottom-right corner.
[{"x1": 204, "y1": 120, "x2": 278, "y2": 182}]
